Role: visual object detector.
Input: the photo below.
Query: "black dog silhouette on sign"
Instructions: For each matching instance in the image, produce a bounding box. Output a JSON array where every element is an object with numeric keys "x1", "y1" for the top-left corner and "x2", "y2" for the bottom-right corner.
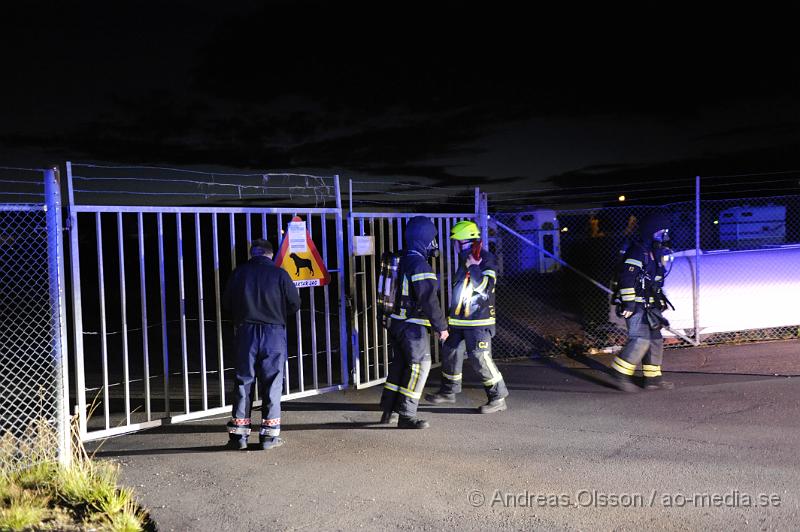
[{"x1": 289, "y1": 253, "x2": 315, "y2": 276}]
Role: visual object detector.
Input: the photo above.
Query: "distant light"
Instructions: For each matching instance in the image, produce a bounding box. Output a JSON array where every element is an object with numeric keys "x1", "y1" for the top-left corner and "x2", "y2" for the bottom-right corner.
[
  {"x1": 713, "y1": 220, "x2": 719, "y2": 225},
  {"x1": 561, "y1": 227, "x2": 569, "y2": 232},
  {"x1": 618, "y1": 195, "x2": 626, "y2": 202}
]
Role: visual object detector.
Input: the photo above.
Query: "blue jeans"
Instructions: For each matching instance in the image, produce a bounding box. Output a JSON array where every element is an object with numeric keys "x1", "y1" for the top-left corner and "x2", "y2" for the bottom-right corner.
[{"x1": 232, "y1": 323, "x2": 287, "y2": 436}]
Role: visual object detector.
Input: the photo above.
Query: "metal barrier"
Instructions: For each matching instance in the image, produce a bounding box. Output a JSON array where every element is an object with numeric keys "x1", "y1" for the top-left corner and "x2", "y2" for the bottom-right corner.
[
  {"x1": 65, "y1": 163, "x2": 348, "y2": 441},
  {"x1": 0, "y1": 168, "x2": 70, "y2": 466},
  {"x1": 490, "y1": 193, "x2": 800, "y2": 357},
  {"x1": 348, "y1": 212, "x2": 478, "y2": 388}
]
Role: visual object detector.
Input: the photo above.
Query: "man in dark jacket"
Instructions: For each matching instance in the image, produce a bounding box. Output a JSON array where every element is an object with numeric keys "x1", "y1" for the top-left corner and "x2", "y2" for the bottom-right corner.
[
  {"x1": 609, "y1": 213, "x2": 675, "y2": 392},
  {"x1": 223, "y1": 238, "x2": 301, "y2": 450},
  {"x1": 379, "y1": 216, "x2": 449, "y2": 429},
  {"x1": 425, "y1": 220, "x2": 509, "y2": 413}
]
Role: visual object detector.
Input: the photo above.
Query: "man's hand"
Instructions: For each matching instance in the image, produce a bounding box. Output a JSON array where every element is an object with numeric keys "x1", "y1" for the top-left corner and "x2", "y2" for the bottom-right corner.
[
  {"x1": 437, "y1": 330, "x2": 449, "y2": 342},
  {"x1": 622, "y1": 310, "x2": 633, "y2": 319},
  {"x1": 466, "y1": 255, "x2": 482, "y2": 267}
]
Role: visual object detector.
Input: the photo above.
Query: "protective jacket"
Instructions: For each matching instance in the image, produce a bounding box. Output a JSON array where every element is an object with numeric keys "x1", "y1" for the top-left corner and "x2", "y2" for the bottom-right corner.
[
  {"x1": 447, "y1": 249, "x2": 497, "y2": 328},
  {"x1": 618, "y1": 240, "x2": 667, "y2": 313},
  {"x1": 389, "y1": 219, "x2": 447, "y2": 332}
]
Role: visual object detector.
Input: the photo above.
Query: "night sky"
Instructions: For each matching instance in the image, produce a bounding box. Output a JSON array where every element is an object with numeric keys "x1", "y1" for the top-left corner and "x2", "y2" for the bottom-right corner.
[{"x1": 2, "y1": 2, "x2": 799, "y2": 206}]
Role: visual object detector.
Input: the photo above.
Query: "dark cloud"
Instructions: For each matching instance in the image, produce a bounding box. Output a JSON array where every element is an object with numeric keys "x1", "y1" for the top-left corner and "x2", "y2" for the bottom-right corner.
[{"x1": 1, "y1": 1, "x2": 800, "y2": 204}]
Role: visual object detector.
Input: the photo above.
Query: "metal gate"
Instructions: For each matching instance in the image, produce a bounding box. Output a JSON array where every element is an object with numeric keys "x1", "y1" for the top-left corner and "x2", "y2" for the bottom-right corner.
[
  {"x1": 65, "y1": 164, "x2": 348, "y2": 441},
  {"x1": 348, "y1": 212, "x2": 479, "y2": 388}
]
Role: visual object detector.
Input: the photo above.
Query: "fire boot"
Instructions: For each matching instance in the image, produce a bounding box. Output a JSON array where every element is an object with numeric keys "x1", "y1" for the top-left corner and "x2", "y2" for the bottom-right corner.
[
  {"x1": 259, "y1": 435, "x2": 285, "y2": 450},
  {"x1": 644, "y1": 376, "x2": 675, "y2": 390},
  {"x1": 397, "y1": 416, "x2": 430, "y2": 429},
  {"x1": 478, "y1": 397, "x2": 507, "y2": 414},
  {"x1": 610, "y1": 371, "x2": 639, "y2": 393},
  {"x1": 226, "y1": 419, "x2": 251, "y2": 450},
  {"x1": 425, "y1": 391, "x2": 456, "y2": 404},
  {"x1": 379, "y1": 410, "x2": 399, "y2": 424}
]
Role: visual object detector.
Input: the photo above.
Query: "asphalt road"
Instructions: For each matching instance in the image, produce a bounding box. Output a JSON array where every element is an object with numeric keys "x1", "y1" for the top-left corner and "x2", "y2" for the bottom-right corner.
[{"x1": 91, "y1": 340, "x2": 800, "y2": 531}]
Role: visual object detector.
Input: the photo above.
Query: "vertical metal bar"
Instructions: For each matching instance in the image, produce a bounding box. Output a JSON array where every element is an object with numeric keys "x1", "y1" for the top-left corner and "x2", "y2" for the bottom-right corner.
[
  {"x1": 445, "y1": 218, "x2": 454, "y2": 302},
  {"x1": 335, "y1": 176, "x2": 350, "y2": 387},
  {"x1": 227, "y1": 213, "x2": 237, "y2": 401},
  {"x1": 694, "y1": 175, "x2": 701, "y2": 346},
  {"x1": 229, "y1": 212, "x2": 237, "y2": 270},
  {"x1": 308, "y1": 212, "x2": 318, "y2": 390},
  {"x1": 65, "y1": 162, "x2": 88, "y2": 438},
  {"x1": 246, "y1": 213, "x2": 252, "y2": 251},
  {"x1": 261, "y1": 213, "x2": 268, "y2": 239},
  {"x1": 431, "y1": 217, "x2": 444, "y2": 364},
  {"x1": 358, "y1": 217, "x2": 369, "y2": 382},
  {"x1": 96, "y1": 213, "x2": 110, "y2": 429},
  {"x1": 296, "y1": 218, "x2": 306, "y2": 394},
  {"x1": 437, "y1": 217, "x2": 446, "y2": 321},
  {"x1": 157, "y1": 213, "x2": 170, "y2": 416},
  {"x1": 176, "y1": 214, "x2": 190, "y2": 413},
  {"x1": 195, "y1": 213, "x2": 208, "y2": 410},
  {"x1": 384, "y1": 219, "x2": 393, "y2": 375},
  {"x1": 213, "y1": 213, "x2": 225, "y2": 407},
  {"x1": 278, "y1": 212, "x2": 290, "y2": 395},
  {"x1": 368, "y1": 217, "x2": 379, "y2": 381},
  {"x1": 377, "y1": 218, "x2": 388, "y2": 378},
  {"x1": 45, "y1": 168, "x2": 70, "y2": 465},
  {"x1": 137, "y1": 213, "x2": 151, "y2": 421},
  {"x1": 321, "y1": 212, "x2": 333, "y2": 386},
  {"x1": 347, "y1": 211, "x2": 360, "y2": 386},
  {"x1": 117, "y1": 212, "x2": 131, "y2": 425}
]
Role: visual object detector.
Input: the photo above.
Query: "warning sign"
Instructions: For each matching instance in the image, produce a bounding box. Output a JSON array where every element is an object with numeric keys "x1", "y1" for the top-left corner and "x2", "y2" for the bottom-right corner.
[{"x1": 275, "y1": 216, "x2": 331, "y2": 288}]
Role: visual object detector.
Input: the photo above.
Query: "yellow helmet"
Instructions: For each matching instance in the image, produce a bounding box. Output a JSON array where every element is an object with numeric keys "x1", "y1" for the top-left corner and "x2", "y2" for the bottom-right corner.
[{"x1": 450, "y1": 220, "x2": 480, "y2": 241}]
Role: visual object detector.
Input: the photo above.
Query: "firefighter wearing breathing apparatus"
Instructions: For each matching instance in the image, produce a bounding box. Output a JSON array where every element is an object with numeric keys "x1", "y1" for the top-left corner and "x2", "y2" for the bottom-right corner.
[
  {"x1": 610, "y1": 212, "x2": 675, "y2": 392},
  {"x1": 379, "y1": 216, "x2": 449, "y2": 429},
  {"x1": 425, "y1": 220, "x2": 509, "y2": 413}
]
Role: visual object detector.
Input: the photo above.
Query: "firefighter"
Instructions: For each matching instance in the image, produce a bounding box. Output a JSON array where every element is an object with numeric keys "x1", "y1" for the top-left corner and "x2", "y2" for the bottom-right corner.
[
  {"x1": 425, "y1": 220, "x2": 509, "y2": 413},
  {"x1": 222, "y1": 238, "x2": 301, "y2": 449},
  {"x1": 379, "y1": 216, "x2": 449, "y2": 429},
  {"x1": 609, "y1": 213, "x2": 675, "y2": 392}
]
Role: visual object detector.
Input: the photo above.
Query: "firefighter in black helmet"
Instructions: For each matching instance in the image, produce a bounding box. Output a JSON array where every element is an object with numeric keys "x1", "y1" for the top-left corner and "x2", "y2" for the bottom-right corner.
[
  {"x1": 609, "y1": 212, "x2": 675, "y2": 392},
  {"x1": 425, "y1": 220, "x2": 509, "y2": 413},
  {"x1": 379, "y1": 216, "x2": 449, "y2": 429}
]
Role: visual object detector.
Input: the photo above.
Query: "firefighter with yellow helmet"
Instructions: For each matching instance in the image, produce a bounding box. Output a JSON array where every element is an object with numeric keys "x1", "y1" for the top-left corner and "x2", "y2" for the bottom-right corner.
[{"x1": 425, "y1": 220, "x2": 509, "y2": 413}]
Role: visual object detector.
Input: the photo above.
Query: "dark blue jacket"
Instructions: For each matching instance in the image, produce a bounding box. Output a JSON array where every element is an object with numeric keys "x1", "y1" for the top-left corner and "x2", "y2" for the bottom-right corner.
[
  {"x1": 389, "y1": 217, "x2": 448, "y2": 332},
  {"x1": 223, "y1": 256, "x2": 301, "y2": 325}
]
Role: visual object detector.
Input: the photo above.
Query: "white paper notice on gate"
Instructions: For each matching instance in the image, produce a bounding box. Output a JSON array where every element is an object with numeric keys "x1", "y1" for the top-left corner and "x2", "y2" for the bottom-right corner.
[
  {"x1": 354, "y1": 235, "x2": 374, "y2": 256},
  {"x1": 288, "y1": 220, "x2": 308, "y2": 253}
]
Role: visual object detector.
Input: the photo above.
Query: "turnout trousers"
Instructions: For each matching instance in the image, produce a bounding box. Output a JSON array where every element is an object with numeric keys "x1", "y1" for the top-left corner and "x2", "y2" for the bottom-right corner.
[
  {"x1": 380, "y1": 321, "x2": 432, "y2": 418},
  {"x1": 230, "y1": 323, "x2": 287, "y2": 438},
  {"x1": 439, "y1": 327, "x2": 509, "y2": 400},
  {"x1": 611, "y1": 306, "x2": 665, "y2": 381}
]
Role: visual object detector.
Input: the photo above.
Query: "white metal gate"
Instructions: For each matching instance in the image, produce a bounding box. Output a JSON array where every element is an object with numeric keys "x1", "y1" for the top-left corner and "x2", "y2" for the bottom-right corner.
[
  {"x1": 347, "y1": 212, "x2": 479, "y2": 388},
  {"x1": 65, "y1": 165, "x2": 348, "y2": 441}
]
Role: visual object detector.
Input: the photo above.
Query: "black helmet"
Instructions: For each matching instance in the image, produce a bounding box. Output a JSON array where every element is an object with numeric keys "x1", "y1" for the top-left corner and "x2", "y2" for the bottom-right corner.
[{"x1": 640, "y1": 213, "x2": 670, "y2": 243}]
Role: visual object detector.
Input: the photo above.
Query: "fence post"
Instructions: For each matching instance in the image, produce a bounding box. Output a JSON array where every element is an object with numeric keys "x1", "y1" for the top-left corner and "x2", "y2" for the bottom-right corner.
[
  {"x1": 44, "y1": 167, "x2": 71, "y2": 466},
  {"x1": 694, "y1": 175, "x2": 701, "y2": 345},
  {"x1": 335, "y1": 175, "x2": 350, "y2": 386}
]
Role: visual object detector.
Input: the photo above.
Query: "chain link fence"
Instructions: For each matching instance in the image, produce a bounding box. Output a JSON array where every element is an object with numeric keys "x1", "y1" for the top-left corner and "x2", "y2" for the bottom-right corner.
[
  {"x1": 490, "y1": 194, "x2": 800, "y2": 358},
  {"x1": 0, "y1": 168, "x2": 69, "y2": 468}
]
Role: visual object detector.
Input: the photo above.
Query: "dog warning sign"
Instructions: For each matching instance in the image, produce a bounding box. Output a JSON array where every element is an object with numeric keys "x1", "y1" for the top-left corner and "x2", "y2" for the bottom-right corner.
[{"x1": 275, "y1": 216, "x2": 331, "y2": 287}]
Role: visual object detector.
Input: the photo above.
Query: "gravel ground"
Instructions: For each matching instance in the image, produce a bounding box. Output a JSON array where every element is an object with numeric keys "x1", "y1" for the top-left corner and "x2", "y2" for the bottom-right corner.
[{"x1": 90, "y1": 339, "x2": 800, "y2": 531}]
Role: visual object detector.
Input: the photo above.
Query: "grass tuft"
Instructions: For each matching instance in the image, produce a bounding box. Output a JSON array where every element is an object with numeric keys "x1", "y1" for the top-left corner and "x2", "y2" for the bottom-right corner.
[
  {"x1": 0, "y1": 412, "x2": 152, "y2": 531},
  {"x1": 0, "y1": 489, "x2": 50, "y2": 531}
]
